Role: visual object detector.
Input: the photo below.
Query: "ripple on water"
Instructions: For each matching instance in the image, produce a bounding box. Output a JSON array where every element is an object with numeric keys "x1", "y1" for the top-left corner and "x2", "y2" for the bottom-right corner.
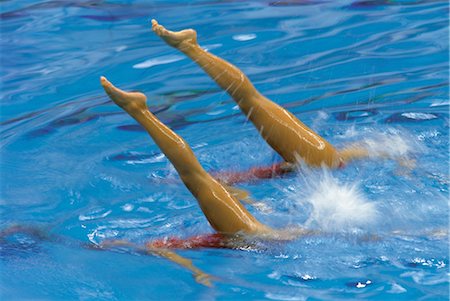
[
  {"x1": 79, "y1": 208, "x2": 112, "y2": 221},
  {"x1": 107, "y1": 151, "x2": 164, "y2": 164},
  {"x1": 132, "y1": 55, "x2": 184, "y2": 69},
  {"x1": 1, "y1": 0, "x2": 448, "y2": 300},
  {"x1": 387, "y1": 282, "x2": 407, "y2": 294},
  {"x1": 385, "y1": 112, "x2": 441, "y2": 123},
  {"x1": 334, "y1": 109, "x2": 378, "y2": 121},
  {"x1": 232, "y1": 33, "x2": 257, "y2": 41}
]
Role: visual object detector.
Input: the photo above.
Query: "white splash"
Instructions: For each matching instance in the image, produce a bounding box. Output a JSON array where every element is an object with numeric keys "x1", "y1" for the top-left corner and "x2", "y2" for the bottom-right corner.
[
  {"x1": 360, "y1": 130, "x2": 419, "y2": 158},
  {"x1": 133, "y1": 55, "x2": 183, "y2": 69},
  {"x1": 291, "y1": 169, "x2": 378, "y2": 232}
]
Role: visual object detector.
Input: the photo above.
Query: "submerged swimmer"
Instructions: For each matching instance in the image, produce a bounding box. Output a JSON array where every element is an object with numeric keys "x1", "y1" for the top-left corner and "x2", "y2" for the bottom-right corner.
[
  {"x1": 150, "y1": 20, "x2": 389, "y2": 183},
  {"x1": 99, "y1": 77, "x2": 307, "y2": 286}
]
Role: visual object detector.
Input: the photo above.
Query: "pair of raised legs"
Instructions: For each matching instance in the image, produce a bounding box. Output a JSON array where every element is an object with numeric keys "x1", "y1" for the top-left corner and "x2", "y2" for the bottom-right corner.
[{"x1": 99, "y1": 20, "x2": 367, "y2": 286}]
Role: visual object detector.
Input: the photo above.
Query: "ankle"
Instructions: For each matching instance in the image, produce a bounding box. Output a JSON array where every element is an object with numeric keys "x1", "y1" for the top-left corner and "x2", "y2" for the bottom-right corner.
[
  {"x1": 124, "y1": 100, "x2": 148, "y2": 116},
  {"x1": 177, "y1": 39, "x2": 198, "y2": 53}
]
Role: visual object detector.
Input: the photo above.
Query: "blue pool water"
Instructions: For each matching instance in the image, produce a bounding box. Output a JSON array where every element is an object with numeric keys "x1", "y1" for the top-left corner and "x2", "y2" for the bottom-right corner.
[{"x1": 1, "y1": 0, "x2": 449, "y2": 300}]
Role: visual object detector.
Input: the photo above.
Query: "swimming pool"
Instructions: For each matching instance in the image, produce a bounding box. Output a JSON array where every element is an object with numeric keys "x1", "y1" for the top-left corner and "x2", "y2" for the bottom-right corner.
[{"x1": 1, "y1": 0, "x2": 448, "y2": 299}]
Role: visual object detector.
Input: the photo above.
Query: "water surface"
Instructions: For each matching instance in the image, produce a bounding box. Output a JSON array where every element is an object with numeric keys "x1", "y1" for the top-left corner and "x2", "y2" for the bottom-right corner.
[{"x1": 1, "y1": 0, "x2": 448, "y2": 300}]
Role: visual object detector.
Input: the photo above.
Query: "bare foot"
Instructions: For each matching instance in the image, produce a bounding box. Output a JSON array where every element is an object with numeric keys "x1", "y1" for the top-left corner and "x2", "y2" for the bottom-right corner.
[
  {"x1": 100, "y1": 76, "x2": 148, "y2": 113},
  {"x1": 151, "y1": 19, "x2": 197, "y2": 50}
]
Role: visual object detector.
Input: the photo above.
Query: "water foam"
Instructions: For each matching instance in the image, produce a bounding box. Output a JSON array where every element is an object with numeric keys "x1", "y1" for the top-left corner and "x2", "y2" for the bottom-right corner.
[
  {"x1": 339, "y1": 128, "x2": 423, "y2": 162},
  {"x1": 289, "y1": 169, "x2": 378, "y2": 232},
  {"x1": 361, "y1": 131, "x2": 416, "y2": 158}
]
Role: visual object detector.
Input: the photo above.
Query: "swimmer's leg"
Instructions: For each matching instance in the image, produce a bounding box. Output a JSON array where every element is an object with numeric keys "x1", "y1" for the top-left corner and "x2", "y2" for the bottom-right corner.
[
  {"x1": 100, "y1": 77, "x2": 269, "y2": 235},
  {"x1": 1, "y1": 224, "x2": 92, "y2": 252},
  {"x1": 213, "y1": 162, "x2": 296, "y2": 185},
  {"x1": 152, "y1": 248, "x2": 213, "y2": 286},
  {"x1": 151, "y1": 20, "x2": 340, "y2": 167},
  {"x1": 97, "y1": 239, "x2": 213, "y2": 286},
  {"x1": 0, "y1": 225, "x2": 214, "y2": 287},
  {"x1": 0, "y1": 225, "x2": 51, "y2": 241}
]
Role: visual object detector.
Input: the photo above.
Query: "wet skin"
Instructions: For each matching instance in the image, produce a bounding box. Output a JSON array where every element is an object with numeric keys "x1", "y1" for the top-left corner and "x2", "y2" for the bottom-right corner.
[
  {"x1": 93, "y1": 22, "x2": 401, "y2": 285},
  {"x1": 0, "y1": 21, "x2": 416, "y2": 288},
  {"x1": 100, "y1": 77, "x2": 269, "y2": 236},
  {"x1": 150, "y1": 20, "x2": 391, "y2": 175},
  {"x1": 151, "y1": 19, "x2": 343, "y2": 168},
  {"x1": 100, "y1": 77, "x2": 306, "y2": 286}
]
